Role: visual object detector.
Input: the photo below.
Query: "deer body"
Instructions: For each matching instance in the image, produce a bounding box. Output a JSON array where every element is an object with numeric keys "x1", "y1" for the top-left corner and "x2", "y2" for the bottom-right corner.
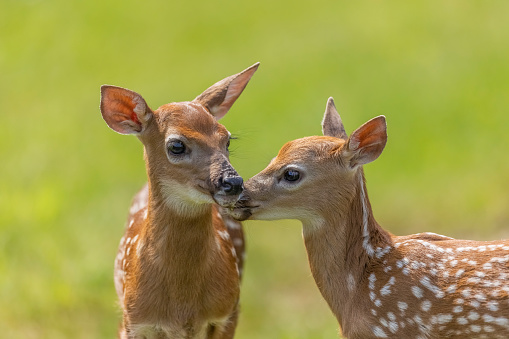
[
  {"x1": 102, "y1": 64, "x2": 257, "y2": 338},
  {"x1": 115, "y1": 185, "x2": 243, "y2": 338},
  {"x1": 231, "y1": 98, "x2": 509, "y2": 339}
]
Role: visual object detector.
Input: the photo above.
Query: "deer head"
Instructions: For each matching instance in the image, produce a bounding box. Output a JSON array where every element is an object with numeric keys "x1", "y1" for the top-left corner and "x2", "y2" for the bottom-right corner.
[
  {"x1": 231, "y1": 97, "x2": 387, "y2": 224},
  {"x1": 100, "y1": 63, "x2": 259, "y2": 213}
]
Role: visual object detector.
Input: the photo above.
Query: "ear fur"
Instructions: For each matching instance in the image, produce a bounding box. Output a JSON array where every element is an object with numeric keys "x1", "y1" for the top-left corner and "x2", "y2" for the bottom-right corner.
[
  {"x1": 321, "y1": 97, "x2": 348, "y2": 139},
  {"x1": 100, "y1": 85, "x2": 153, "y2": 135},
  {"x1": 344, "y1": 116, "x2": 387, "y2": 168},
  {"x1": 194, "y1": 62, "x2": 260, "y2": 120}
]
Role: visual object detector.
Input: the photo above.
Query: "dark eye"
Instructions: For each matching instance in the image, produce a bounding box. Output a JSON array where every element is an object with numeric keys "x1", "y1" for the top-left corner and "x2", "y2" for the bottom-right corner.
[
  {"x1": 226, "y1": 138, "x2": 231, "y2": 151},
  {"x1": 284, "y1": 169, "x2": 300, "y2": 182},
  {"x1": 168, "y1": 140, "x2": 186, "y2": 155}
]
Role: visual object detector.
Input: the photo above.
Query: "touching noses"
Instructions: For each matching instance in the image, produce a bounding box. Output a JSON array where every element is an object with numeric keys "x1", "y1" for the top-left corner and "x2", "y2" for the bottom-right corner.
[{"x1": 221, "y1": 176, "x2": 244, "y2": 196}]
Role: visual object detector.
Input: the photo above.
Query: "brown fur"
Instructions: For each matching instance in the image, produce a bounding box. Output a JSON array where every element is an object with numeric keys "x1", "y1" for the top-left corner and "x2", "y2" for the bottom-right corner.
[
  {"x1": 231, "y1": 101, "x2": 509, "y2": 338},
  {"x1": 102, "y1": 63, "x2": 258, "y2": 338}
]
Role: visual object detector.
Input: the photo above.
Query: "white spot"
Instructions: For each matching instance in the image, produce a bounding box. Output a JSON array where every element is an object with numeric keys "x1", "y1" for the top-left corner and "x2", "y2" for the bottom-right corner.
[
  {"x1": 473, "y1": 292, "x2": 486, "y2": 301},
  {"x1": 437, "y1": 314, "x2": 453, "y2": 324},
  {"x1": 470, "y1": 324, "x2": 481, "y2": 332},
  {"x1": 457, "y1": 317, "x2": 468, "y2": 325},
  {"x1": 375, "y1": 246, "x2": 392, "y2": 258},
  {"x1": 397, "y1": 301, "x2": 408, "y2": 312},
  {"x1": 347, "y1": 274, "x2": 356, "y2": 292},
  {"x1": 136, "y1": 239, "x2": 144, "y2": 258},
  {"x1": 467, "y1": 277, "x2": 481, "y2": 284},
  {"x1": 487, "y1": 301, "x2": 499, "y2": 311},
  {"x1": 396, "y1": 258, "x2": 409, "y2": 268},
  {"x1": 380, "y1": 277, "x2": 396, "y2": 296},
  {"x1": 421, "y1": 300, "x2": 432, "y2": 312},
  {"x1": 359, "y1": 176, "x2": 375, "y2": 256},
  {"x1": 128, "y1": 219, "x2": 134, "y2": 228},
  {"x1": 369, "y1": 273, "x2": 377, "y2": 290},
  {"x1": 455, "y1": 269, "x2": 465, "y2": 278},
  {"x1": 371, "y1": 309, "x2": 377, "y2": 316},
  {"x1": 218, "y1": 230, "x2": 230, "y2": 241},
  {"x1": 468, "y1": 311, "x2": 480, "y2": 321},
  {"x1": 470, "y1": 300, "x2": 480, "y2": 308},
  {"x1": 483, "y1": 262, "x2": 493, "y2": 270},
  {"x1": 490, "y1": 256, "x2": 509, "y2": 264},
  {"x1": 412, "y1": 286, "x2": 424, "y2": 299},
  {"x1": 483, "y1": 314, "x2": 495, "y2": 323},
  {"x1": 370, "y1": 291, "x2": 377, "y2": 301},
  {"x1": 446, "y1": 284, "x2": 457, "y2": 293},
  {"x1": 461, "y1": 289, "x2": 472, "y2": 298},
  {"x1": 132, "y1": 234, "x2": 139, "y2": 243},
  {"x1": 388, "y1": 321, "x2": 399, "y2": 333},
  {"x1": 372, "y1": 326, "x2": 387, "y2": 338},
  {"x1": 225, "y1": 219, "x2": 241, "y2": 230},
  {"x1": 484, "y1": 325, "x2": 495, "y2": 332},
  {"x1": 374, "y1": 299, "x2": 382, "y2": 307},
  {"x1": 453, "y1": 306, "x2": 463, "y2": 313},
  {"x1": 420, "y1": 276, "x2": 444, "y2": 298}
]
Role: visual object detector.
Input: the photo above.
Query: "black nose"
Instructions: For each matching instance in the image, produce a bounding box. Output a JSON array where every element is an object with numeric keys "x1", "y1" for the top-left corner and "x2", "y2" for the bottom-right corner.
[{"x1": 221, "y1": 176, "x2": 244, "y2": 196}]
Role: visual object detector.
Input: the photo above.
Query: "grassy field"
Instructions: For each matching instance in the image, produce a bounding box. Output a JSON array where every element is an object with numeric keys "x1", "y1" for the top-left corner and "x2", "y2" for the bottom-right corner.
[{"x1": 1, "y1": 1, "x2": 509, "y2": 338}]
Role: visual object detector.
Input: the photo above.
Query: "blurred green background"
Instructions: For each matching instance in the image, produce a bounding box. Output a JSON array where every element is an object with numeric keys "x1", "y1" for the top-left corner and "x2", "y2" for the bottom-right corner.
[{"x1": 1, "y1": 0, "x2": 509, "y2": 338}]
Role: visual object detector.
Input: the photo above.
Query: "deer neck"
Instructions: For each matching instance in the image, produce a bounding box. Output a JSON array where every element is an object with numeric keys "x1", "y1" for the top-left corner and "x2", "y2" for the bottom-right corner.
[
  {"x1": 139, "y1": 165, "x2": 219, "y2": 279},
  {"x1": 301, "y1": 169, "x2": 392, "y2": 324}
]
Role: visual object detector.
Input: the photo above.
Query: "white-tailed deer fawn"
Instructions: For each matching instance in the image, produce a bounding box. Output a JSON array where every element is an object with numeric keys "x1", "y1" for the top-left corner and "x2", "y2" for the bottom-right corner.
[
  {"x1": 230, "y1": 97, "x2": 509, "y2": 339},
  {"x1": 100, "y1": 63, "x2": 258, "y2": 338}
]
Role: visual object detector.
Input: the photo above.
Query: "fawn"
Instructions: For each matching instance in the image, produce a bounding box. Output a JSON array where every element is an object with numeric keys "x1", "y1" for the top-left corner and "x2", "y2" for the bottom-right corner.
[
  {"x1": 230, "y1": 98, "x2": 509, "y2": 339},
  {"x1": 100, "y1": 63, "x2": 259, "y2": 338}
]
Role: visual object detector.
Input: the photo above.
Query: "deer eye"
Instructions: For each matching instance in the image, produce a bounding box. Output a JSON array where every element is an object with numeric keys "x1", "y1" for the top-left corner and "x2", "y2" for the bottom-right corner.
[
  {"x1": 167, "y1": 140, "x2": 186, "y2": 155},
  {"x1": 226, "y1": 136, "x2": 237, "y2": 151},
  {"x1": 284, "y1": 169, "x2": 300, "y2": 182}
]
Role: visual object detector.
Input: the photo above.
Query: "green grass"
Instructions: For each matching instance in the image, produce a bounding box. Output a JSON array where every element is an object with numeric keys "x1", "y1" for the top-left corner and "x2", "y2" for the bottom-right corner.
[{"x1": 1, "y1": 0, "x2": 509, "y2": 337}]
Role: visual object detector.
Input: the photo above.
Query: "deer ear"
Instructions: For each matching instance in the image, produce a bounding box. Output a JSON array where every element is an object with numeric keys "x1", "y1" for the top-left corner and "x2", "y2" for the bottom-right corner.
[
  {"x1": 344, "y1": 116, "x2": 387, "y2": 168},
  {"x1": 194, "y1": 62, "x2": 260, "y2": 120},
  {"x1": 321, "y1": 97, "x2": 347, "y2": 139},
  {"x1": 100, "y1": 85, "x2": 153, "y2": 135}
]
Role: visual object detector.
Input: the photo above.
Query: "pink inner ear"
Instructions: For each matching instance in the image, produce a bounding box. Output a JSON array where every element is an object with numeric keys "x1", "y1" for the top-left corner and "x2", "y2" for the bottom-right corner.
[
  {"x1": 130, "y1": 111, "x2": 141, "y2": 126},
  {"x1": 101, "y1": 86, "x2": 146, "y2": 134}
]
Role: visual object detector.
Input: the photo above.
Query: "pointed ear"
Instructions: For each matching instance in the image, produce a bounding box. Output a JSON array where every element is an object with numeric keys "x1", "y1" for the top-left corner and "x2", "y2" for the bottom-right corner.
[
  {"x1": 194, "y1": 62, "x2": 259, "y2": 120},
  {"x1": 344, "y1": 116, "x2": 387, "y2": 168},
  {"x1": 100, "y1": 85, "x2": 153, "y2": 135},
  {"x1": 321, "y1": 97, "x2": 347, "y2": 139}
]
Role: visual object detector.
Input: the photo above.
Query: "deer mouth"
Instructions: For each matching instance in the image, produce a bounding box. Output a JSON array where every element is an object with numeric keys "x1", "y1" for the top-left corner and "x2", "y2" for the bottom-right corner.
[
  {"x1": 227, "y1": 206, "x2": 253, "y2": 221},
  {"x1": 224, "y1": 194, "x2": 260, "y2": 221}
]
